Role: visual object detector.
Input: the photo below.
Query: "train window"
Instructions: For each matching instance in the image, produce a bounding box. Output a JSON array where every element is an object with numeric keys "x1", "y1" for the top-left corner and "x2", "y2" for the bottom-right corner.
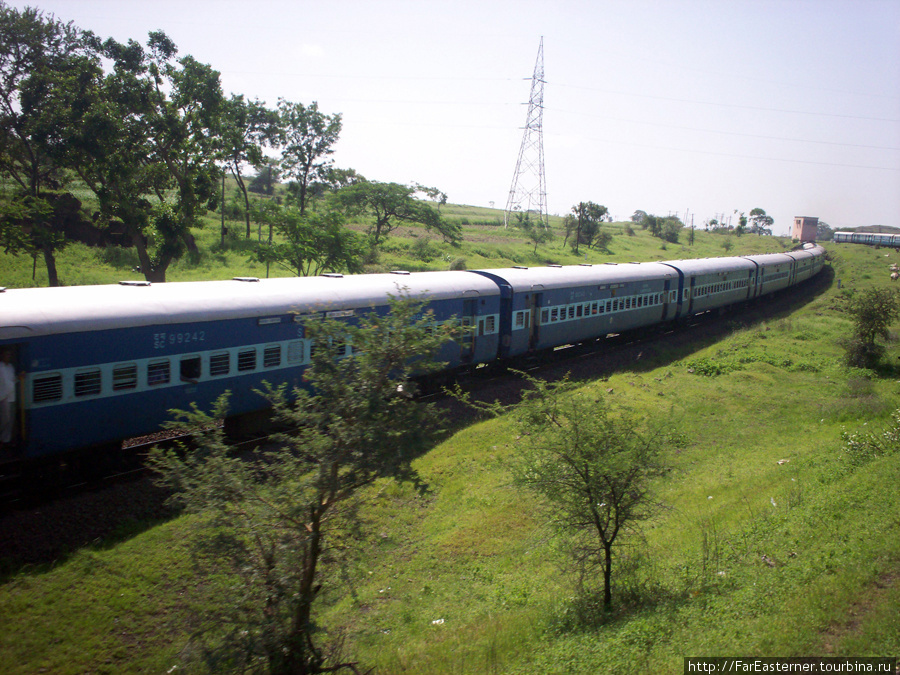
[
  {"x1": 515, "y1": 311, "x2": 525, "y2": 328},
  {"x1": 264, "y1": 345, "x2": 281, "y2": 368},
  {"x1": 287, "y1": 341, "x2": 304, "y2": 364},
  {"x1": 113, "y1": 364, "x2": 138, "y2": 391},
  {"x1": 238, "y1": 349, "x2": 257, "y2": 372},
  {"x1": 33, "y1": 374, "x2": 62, "y2": 403},
  {"x1": 576, "y1": 305, "x2": 583, "y2": 318},
  {"x1": 148, "y1": 360, "x2": 170, "y2": 386},
  {"x1": 74, "y1": 370, "x2": 101, "y2": 397},
  {"x1": 541, "y1": 309, "x2": 549, "y2": 324},
  {"x1": 180, "y1": 356, "x2": 201, "y2": 382},
  {"x1": 485, "y1": 316, "x2": 496, "y2": 333},
  {"x1": 210, "y1": 352, "x2": 230, "y2": 376},
  {"x1": 551, "y1": 307, "x2": 559, "y2": 321},
  {"x1": 568, "y1": 306, "x2": 575, "y2": 319}
]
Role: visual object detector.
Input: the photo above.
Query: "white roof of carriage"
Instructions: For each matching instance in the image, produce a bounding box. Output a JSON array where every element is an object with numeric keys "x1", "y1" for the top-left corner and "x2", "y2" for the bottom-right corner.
[{"x1": 0, "y1": 271, "x2": 500, "y2": 339}]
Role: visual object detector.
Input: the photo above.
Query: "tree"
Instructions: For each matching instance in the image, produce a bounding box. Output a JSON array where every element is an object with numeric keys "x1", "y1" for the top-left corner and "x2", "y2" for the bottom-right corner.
[
  {"x1": 844, "y1": 287, "x2": 900, "y2": 368},
  {"x1": 222, "y1": 95, "x2": 280, "y2": 237},
  {"x1": 509, "y1": 376, "x2": 664, "y2": 611},
  {"x1": 452, "y1": 373, "x2": 665, "y2": 612},
  {"x1": 0, "y1": 3, "x2": 97, "y2": 285},
  {"x1": 816, "y1": 221, "x2": 834, "y2": 241},
  {"x1": 148, "y1": 296, "x2": 453, "y2": 673},
  {"x1": 251, "y1": 203, "x2": 364, "y2": 276},
  {"x1": 64, "y1": 31, "x2": 225, "y2": 282},
  {"x1": 331, "y1": 180, "x2": 461, "y2": 246},
  {"x1": 748, "y1": 207, "x2": 773, "y2": 236},
  {"x1": 631, "y1": 210, "x2": 648, "y2": 225},
  {"x1": 569, "y1": 201, "x2": 608, "y2": 254},
  {"x1": 517, "y1": 211, "x2": 553, "y2": 254},
  {"x1": 642, "y1": 214, "x2": 683, "y2": 243},
  {"x1": 248, "y1": 158, "x2": 281, "y2": 196},
  {"x1": 277, "y1": 99, "x2": 342, "y2": 216}
]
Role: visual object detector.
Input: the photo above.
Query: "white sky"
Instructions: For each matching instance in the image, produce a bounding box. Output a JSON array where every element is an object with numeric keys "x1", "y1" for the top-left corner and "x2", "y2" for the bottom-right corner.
[{"x1": 11, "y1": 0, "x2": 900, "y2": 234}]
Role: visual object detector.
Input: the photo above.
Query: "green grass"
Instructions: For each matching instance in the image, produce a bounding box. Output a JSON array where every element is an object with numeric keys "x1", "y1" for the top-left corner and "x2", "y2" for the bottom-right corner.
[{"x1": 1, "y1": 215, "x2": 899, "y2": 673}]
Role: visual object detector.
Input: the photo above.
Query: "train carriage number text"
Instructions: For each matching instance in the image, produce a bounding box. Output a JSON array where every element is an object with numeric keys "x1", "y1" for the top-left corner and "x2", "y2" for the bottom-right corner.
[{"x1": 153, "y1": 331, "x2": 206, "y2": 349}]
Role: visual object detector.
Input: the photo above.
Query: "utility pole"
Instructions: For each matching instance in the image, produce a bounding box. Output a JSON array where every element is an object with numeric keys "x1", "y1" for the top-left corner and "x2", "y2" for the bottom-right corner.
[{"x1": 504, "y1": 37, "x2": 548, "y2": 228}]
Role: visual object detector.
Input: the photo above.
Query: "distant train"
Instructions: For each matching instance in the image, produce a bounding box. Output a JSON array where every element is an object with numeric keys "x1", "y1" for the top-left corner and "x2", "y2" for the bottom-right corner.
[
  {"x1": 0, "y1": 245, "x2": 826, "y2": 464},
  {"x1": 833, "y1": 231, "x2": 900, "y2": 248}
]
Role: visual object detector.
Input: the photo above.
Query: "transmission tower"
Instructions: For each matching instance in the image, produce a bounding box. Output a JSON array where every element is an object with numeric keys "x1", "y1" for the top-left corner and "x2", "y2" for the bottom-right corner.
[{"x1": 504, "y1": 37, "x2": 548, "y2": 228}]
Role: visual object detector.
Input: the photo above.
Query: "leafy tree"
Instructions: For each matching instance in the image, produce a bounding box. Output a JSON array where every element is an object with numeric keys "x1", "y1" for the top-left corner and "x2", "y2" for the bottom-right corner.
[
  {"x1": 148, "y1": 296, "x2": 453, "y2": 674},
  {"x1": 277, "y1": 99, "x2": 342, "y2": 215},
  {"x1": 0, "y1": 3, "x2": 97, "y2": 284},
  {"x1": 631, "y1": 210, "x2": 648, "y2": 225},
  {"x1": 452, "y1": 374, "x2": 665, "y2": 612},
  {"x1": 248, "y1": 158, "x2": 281, "y2": 196},
  {"x1": 331, "y1": 180, "x2": 461, "y2": 246},
  {"x1": 251, "y1": 203, "x2": 364, "y2": 276},
  {"x1": 222, "y1": 95, "x2": 280, "y2": 237},
  {"x1": 748, "y1": 207, "x2": 773, "y2": 236},
  {"x1": 642, "y1": 214, "x2": 683, "y2": 243},
  {"x1": 816, "y1": 221, "x2": 834, "y2": 241},
  {"x1": 60, "y1": 31, "x2": 225, "y2": 282},
  {"x1": 516, "y1": 211, "x2": 552, "y2": 253},
  {"x1": 569, "y1": 201, "x2": 609, "y2": 253},
  {"x1": 844, "y1": 287, "x2": 900, "y2": 368}
]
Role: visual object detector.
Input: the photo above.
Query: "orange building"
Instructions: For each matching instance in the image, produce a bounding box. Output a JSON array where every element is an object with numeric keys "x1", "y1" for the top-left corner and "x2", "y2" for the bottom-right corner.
[{"x1": 792, "y1": 216, "x2": 818, "y2": 242}]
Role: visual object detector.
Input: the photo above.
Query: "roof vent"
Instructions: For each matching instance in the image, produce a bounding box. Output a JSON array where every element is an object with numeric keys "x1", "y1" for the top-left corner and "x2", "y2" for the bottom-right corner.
[
  {"x1": 548, "y1": 264, "x2": 563, "y2": 268},
  {"x1": 512, "y1": 265, "x2": 529, "y2": 270},
  {"x1": 233, "y1": 276, "x2": 260, "y2": 282},
  {"x1": 579, "y1": 263, "x2": 593, "y2": 267},
  {"x1": 390, "y1": 270, "x2": 411, "y2": 275},
  {"x1": 119, "y1": 280, "x2": 151, "y2": 286},
  {"x1": 323, "y1": 273, "x2": 344, "y2": 278}
]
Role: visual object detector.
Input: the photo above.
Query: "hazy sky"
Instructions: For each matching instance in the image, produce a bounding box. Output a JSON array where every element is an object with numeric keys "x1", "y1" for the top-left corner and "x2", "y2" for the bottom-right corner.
[{"x1": 10, "y1": 0, "x2": 900, "y2": 234}]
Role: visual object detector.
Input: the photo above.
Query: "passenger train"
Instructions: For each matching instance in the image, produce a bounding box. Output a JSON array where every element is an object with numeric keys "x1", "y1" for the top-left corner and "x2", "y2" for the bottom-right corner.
[
  {"x1": 833, "y1": 231, "x2": 900, "y2": 248},
  {"x1": 0, "y1": 244, "x2": 826, "y2": 464}
]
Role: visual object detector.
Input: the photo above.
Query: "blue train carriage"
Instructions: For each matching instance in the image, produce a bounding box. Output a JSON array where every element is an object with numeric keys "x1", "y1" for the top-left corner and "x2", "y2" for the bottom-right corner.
[
  {"x1": 785, "y1": 245, "x2": 826, "y2": 284},
  {"x1": 834, "y1": 231, "x2": 900, "y2": 248},
  {"x1": 0, "y1": 271, "x2": 501, "y2": 460},
  {"x1": 472, "y1": 262, "x2": 679, "y2": 358},
  {"x1": 659, "y1": 256, "x2": 758, "y2": 317},
  {"x1": 741, "y1": 251, "x2": 796, "y2": 297}
]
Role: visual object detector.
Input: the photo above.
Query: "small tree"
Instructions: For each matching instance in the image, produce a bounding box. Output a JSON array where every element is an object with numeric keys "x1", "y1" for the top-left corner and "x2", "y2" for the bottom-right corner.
[
  {"x1": 844, "y1": 287, "x2": 900, "y2": 368},
  {"x1": 251, "y1": 203, "x2": 364, "y2": 276},
  {"x1": 517, "y1": 211, "x2": 552, "y2": 253},
  {"x1": 149, "y1": 296, "x2": 452, "y2": 674},
  {"x1": 454, "y1": 374, "x2": 665, "y2": 612}
]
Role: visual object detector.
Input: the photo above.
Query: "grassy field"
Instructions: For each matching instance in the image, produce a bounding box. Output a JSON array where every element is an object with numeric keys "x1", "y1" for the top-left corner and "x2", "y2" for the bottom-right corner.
[{"x1": 0, "y1": 205, "x2": 898, "y2": 673}]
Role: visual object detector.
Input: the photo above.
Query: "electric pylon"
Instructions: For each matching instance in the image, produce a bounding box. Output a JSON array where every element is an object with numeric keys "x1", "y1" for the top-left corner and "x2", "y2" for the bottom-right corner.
[{"x1": 504, "y1": 37, "x2": 548, "y2": 228}]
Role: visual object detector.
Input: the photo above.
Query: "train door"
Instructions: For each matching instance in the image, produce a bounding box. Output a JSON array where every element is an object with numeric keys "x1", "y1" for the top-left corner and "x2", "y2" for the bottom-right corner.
[
  {"x1": 661, "y1": 279, "x2": 672, "y2": 320},
  {"x1": 460, "y1": 297, "x2": 477, "y2": 363},
  {"x1": 528, "y1": 291, "x2": 542, "y2": 350},
  {"x1": 686, "y1": 276, "x2": 696, "y2": 315},
  {"x1": 0, "y1": 343, "x2": 25, "y2": 455}
]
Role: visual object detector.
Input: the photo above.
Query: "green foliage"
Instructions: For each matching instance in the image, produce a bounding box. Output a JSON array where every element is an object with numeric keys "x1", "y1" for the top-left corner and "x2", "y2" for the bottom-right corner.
[
  {"x1": 249, "y1": 202, "x2": 363, "y2": 276},
  {"x1": 841, "y1": 408, "x2": 900, "y2": 467},
  {"x1": 147, "y1": 296, "x2": 452, "y2": 673},
  {"x1": 507, "y1": 375, "x2": 665, "y2": 612},
  {"x1": 843, "y1": 287, "x2": 900, "y2": 368},
  {"x1": 331, "y1": 180, "x2": 460, "y2": 246}
]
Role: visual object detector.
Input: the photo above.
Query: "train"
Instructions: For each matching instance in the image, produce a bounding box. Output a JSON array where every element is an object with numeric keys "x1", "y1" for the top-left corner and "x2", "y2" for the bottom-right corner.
[
  {"x1": 0, "y1": 244, "x2": 826, "y2": 464},
  {"x1": 833, "y1": 231, "x2": 900, "y2": 248}
]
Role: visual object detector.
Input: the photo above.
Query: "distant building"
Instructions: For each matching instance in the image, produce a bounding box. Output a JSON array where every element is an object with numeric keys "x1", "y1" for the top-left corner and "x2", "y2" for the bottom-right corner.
[{"x1": 792, "y1": 216, "x2": 818, "y2": 242}]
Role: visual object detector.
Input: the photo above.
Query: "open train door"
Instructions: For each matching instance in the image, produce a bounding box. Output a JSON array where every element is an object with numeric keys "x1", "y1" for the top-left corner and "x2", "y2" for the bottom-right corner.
[
  {"x1": 528, "y1": 289, "x2": 543, "y2": 350},
  {"x1": 0, "y1": 343, "x2": 25, "y2": 456}
]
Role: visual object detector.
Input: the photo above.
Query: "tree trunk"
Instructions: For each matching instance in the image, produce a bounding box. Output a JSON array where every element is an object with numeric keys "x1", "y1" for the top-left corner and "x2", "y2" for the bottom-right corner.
[
  {"x1": 42, "y1": 244, "x2": 59, "y2": 287},
  {"x1": 603, "y1": 542, "x2": 613, "y2": 611}
]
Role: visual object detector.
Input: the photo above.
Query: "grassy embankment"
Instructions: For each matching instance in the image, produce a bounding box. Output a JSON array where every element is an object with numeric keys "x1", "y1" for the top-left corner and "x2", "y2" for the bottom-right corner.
[{"x1": 0, "y1": 205, "x2": 898, "y2": 674}]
